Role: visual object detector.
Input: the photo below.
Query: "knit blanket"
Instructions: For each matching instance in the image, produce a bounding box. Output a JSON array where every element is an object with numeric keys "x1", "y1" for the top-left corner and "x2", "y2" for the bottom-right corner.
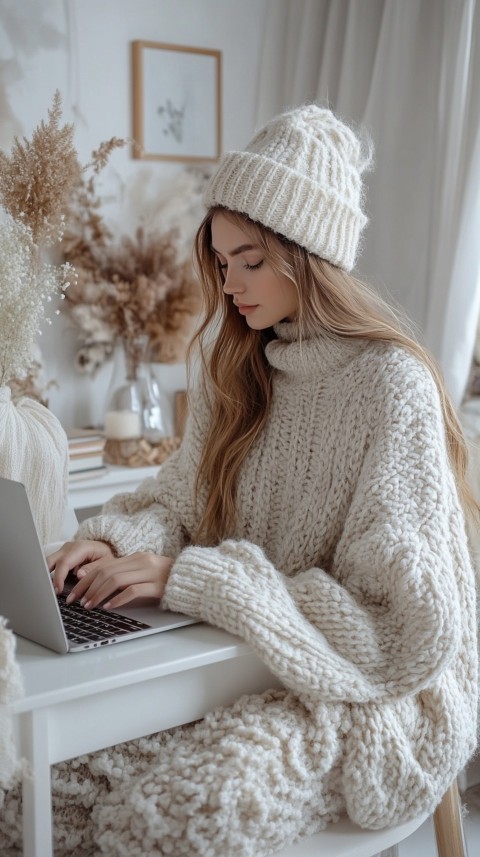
[
  {"x1": 0, "y1": 618, "x2": 23, "y2": 790},
  {"x1": 0, "y1": 688, "x2": 345, "y2": 857}
]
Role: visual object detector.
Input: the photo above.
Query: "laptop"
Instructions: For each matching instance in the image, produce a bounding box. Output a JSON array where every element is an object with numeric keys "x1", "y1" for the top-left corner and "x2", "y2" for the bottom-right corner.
[{"x1": 0, "y1": 476, "x2": 200, "y2": 654}]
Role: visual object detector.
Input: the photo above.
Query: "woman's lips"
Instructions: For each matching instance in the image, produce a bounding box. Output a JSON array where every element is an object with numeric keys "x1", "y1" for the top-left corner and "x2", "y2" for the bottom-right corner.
[{"x1": 237, "y1": 304, "x2": 259, "y2": 315}]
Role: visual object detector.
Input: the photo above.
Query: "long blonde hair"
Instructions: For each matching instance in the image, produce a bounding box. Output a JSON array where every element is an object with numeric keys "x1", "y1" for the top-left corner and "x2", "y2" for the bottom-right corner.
[{"x1": 190, "y1": 206, "x2": 479, "y2": 546}]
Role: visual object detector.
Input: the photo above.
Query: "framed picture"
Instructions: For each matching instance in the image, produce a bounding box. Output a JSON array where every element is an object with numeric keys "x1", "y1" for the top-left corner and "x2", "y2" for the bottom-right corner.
[{"x1": 131, "y1": 40, "x2": 222, "y2": 162}]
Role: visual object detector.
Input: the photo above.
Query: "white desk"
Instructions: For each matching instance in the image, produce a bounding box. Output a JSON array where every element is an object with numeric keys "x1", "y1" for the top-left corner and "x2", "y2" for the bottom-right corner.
[{"x1": 13, "y1": 625, "x2": 282, "y2": 857}]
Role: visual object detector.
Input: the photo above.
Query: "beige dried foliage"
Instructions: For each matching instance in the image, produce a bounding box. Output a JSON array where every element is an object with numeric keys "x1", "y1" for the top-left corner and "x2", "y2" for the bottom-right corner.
[
  {"x1": 8, "y1": 360, "x2": 57, "y2": 407},
  {"x1": 0, "y1": 91, "x2": 80, "y2": 386},
  {"x1": 0, "y1": 90, "x2": 81, "y2": 245},
  {"x1": 62, "y1": 155, "x2": 201, "y2": 373}
]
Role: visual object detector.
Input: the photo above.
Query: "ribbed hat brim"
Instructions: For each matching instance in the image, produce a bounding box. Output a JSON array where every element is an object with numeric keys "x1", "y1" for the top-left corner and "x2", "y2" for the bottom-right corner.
[{"x1": 204, "y1": 151, "x2": 368, "y2": 271}]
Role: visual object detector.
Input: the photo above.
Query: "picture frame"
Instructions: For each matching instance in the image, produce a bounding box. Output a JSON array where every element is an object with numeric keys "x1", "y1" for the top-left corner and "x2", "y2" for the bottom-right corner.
[{"x1": 131, "y1": 40, "x2": 222, "y2": 162}]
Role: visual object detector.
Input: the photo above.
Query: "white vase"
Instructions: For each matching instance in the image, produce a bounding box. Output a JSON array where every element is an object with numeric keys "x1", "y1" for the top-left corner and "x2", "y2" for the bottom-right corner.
[{"x1": 0, "y1": 386, "x2": 69, "y2": 544}]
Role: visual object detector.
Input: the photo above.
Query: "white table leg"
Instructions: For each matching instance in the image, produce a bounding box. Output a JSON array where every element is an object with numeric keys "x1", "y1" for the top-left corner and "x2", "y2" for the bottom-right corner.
[{"x1": 21, "y1": 708, "x2": 53, "y2": 857}]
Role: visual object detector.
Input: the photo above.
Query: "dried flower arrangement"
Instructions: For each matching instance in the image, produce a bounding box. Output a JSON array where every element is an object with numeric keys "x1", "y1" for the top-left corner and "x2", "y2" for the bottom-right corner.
[
  {"x1": 0, "y1": 92, "x2": 85, "y2": 542},
  {"x1": 0, "y1": 90, "x2": 79, "y2": 390},
  {"x1": 60, "y1": 153, "x2": 202, "y2": 376}
]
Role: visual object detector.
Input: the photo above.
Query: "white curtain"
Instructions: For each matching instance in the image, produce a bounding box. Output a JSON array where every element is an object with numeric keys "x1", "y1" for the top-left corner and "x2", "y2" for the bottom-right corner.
[{"x1": 256, "y1": 0, "x2": 480, "y2": 405}]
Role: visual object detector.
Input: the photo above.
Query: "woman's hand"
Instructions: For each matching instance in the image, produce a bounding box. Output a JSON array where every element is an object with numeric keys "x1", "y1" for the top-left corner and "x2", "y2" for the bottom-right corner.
[
  {"x1": 47, "y1": 539, "x2": 115, "y2": 595},
  {"x1": 63, "y1": 551, "x2": 174, "y2": 611}
]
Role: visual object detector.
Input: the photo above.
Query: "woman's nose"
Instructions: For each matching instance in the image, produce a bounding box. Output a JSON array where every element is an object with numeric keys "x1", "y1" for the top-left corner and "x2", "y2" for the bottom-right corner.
[{"x1": 222, "y1": 269, "x2": 245, "y2": 295}]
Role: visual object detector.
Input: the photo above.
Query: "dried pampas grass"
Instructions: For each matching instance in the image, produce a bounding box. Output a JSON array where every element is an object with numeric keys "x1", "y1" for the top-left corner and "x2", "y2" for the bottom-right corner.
[
  {"x1": 61, "y1": 148, "x2": 201, "y2": 373},
  {"x1": 0, "y1": 91, "x2": 79, "y2": 387}
]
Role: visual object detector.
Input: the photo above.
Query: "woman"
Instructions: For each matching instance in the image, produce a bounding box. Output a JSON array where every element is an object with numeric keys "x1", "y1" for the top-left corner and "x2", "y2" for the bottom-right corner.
[{"x1": 47, "y1": 105, "x2": 477, "y2": 855}]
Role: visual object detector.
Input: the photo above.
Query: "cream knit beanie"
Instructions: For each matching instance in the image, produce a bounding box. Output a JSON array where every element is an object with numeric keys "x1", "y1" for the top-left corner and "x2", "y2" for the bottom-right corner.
[{"x1": 204, "y1": 104, "x2": 373, "y2": 272}]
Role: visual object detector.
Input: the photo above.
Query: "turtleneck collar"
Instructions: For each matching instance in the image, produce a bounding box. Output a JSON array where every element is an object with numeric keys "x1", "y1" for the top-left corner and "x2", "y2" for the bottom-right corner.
[{"x1": 265, "y1": 321, "x2": 368, "y2": 378}]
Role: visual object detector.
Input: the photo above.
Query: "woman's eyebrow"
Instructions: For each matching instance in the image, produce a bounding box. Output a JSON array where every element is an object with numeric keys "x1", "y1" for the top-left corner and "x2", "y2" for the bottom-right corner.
[{"x1": 211, "y1": 243, "x2": 259, "y2": 257}]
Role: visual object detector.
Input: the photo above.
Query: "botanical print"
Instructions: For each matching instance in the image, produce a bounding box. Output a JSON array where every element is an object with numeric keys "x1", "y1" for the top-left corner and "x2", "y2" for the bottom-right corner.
[{"x1": 133, "y1": 41, "x2": 221, "y2": 162}]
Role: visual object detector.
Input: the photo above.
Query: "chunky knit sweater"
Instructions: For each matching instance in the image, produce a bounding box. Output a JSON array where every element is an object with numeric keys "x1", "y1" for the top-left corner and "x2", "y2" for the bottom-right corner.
[{"x1": 2, "y1": 323, "x2": 474, "y2": 857}]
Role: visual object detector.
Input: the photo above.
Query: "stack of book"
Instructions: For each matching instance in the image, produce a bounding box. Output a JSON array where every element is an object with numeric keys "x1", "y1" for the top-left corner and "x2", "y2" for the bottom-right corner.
[{"x1": 66, "y1": 428, "x2": 107, "y2": 482}]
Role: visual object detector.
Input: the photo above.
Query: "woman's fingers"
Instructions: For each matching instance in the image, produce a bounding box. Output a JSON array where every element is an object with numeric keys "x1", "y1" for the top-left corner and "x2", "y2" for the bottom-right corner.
[
  {"x1": 103, "y1": 582, "x2": 161, "y2": 611},
  {"x1": 84, "y1": 573, "x2": 161, "y2": 611},
  {"x1": 67, "y1": 567, "x2": 145, "y2": 609},
  {"x1": 47, "y1": 540, "x2": 114, "y2": 593},
  {"x1": 65, "y1": 552, "x2": 173, "y2": 610}
]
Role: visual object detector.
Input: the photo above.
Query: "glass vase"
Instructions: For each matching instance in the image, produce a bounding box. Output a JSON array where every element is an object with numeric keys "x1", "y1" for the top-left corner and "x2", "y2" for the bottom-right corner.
[
  {"x1": 139, "y1": 347, "x2": 174, "y2": 443},
  {"x1": 104, "y1": 335, "x2": 173, "y2": 444}
]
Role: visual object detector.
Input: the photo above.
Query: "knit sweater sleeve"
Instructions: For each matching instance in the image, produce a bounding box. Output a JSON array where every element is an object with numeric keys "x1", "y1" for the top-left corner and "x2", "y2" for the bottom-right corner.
[
  {"x1": 75, "y1": 384, "x2": 209, "y2": 557},
  {"x1": 163, "y1": 361, "x2": 470, "y2": 704}
]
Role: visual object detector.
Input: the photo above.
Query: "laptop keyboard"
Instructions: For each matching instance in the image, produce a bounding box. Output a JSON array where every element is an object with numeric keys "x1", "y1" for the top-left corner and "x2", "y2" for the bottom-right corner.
[{"x1": 57, "y1": 595, "x2": 151, "y2": 644}]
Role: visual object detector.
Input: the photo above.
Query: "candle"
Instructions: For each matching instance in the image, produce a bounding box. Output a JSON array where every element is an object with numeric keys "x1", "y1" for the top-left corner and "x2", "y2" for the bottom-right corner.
[{"x1": 104, "y1": 410, "x2": 142, "y2": 440}]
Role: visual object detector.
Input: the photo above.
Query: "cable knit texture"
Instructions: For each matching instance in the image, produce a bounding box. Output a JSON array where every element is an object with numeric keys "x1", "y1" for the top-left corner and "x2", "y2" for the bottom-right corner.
[
  {"x1": 0, "y1": 386, "x2": 69, "y2": 543},
  {"x1": 203, "y1": 105, "x2": 373, "y2": 271},
  {"x1": 0, "y1": 619, "x2": 23, "y2": 791},
  {"x1": 1, "y1": 324, "x2": 477, "y2": 856}
]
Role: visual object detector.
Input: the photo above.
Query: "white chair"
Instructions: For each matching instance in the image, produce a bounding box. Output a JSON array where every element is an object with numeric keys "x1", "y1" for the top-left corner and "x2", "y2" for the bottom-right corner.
[{"x1": 273, "y1": 780, "x2": 468, "y2": 857}]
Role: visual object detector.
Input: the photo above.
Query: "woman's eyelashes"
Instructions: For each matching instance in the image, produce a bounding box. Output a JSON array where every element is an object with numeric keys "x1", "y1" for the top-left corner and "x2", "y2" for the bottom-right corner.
[{"x1": 217, "y1": 259, "x2": 264, "y2": 272}]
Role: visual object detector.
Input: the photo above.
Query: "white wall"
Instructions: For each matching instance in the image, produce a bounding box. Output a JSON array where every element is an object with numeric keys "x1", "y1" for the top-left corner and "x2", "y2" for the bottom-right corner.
[{"x1": 0, "y1": 0, "x2": 267, "y2": 427}]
